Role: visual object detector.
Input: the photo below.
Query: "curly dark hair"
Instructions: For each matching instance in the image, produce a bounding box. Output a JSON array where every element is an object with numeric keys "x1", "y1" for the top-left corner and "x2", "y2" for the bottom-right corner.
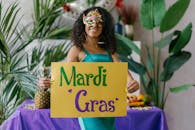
[{"x1": 71, "y1": 6, "x2": 117, "y2": 54}]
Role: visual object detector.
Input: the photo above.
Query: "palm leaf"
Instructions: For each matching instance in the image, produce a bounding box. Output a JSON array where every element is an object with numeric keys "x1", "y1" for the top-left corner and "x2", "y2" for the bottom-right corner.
[
  {"x1": 0, "y1": 30, "x2": 10, "y2": 58},
  {"x1": 10, "y1": 55, "x2": 27, "y2": 72},
  {"x1": 2, "y1": 3, "x2": 19, "y2": 33},
  {"x1": 43, "y1": 41, "x2": 72, "y2": 67},
  {"x1": 32, "y1": 0, "x2": 69, "y2": 39},
  {"x1": 0, "y1": 78, "x2": 23, "y2": 123},
  {"x1": 4, "y1": 6, "x2": 20, "y2": 39},
  {"x1": 44, "y1": 27, "x2": 72, "y2": 39},
  {"x1": 28, "y1": 46, "x2": 44, "y2": 71},
  {"x1": 0, "y1": 3, "x2": 39, "y2": 124}
]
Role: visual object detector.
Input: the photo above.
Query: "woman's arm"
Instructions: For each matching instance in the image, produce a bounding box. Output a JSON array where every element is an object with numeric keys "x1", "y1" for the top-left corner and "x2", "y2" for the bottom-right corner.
[
  {"x1": 66, "y1": 45, "x2": 80, "y2": 62},
  {"x1": 111, "y1": 53, "x2": 139, "y2": 93}
]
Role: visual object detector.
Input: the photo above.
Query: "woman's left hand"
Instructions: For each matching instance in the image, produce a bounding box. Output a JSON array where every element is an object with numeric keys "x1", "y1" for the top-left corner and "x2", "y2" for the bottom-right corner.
[{"x1": 127, "y1": 80, "x2": 139, "y2": 93}]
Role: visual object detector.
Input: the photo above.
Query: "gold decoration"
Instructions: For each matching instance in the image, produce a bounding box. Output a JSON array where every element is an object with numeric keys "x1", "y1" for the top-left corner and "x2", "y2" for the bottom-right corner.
[
  {"x1": 83, "y1": 9, "x2": 103, "y2": 26},
  {"x1": 86, "y1": 9, "x2": 102, "y2": 20}
]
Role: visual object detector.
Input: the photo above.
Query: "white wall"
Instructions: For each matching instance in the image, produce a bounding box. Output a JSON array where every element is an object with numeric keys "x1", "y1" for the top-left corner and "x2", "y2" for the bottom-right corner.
[
  {"x1": 2, "y1": 0, "x2": 195, "y2": 130},
  {"x1": 164, "y1": 1, "x2": 195, "y2": 130}
]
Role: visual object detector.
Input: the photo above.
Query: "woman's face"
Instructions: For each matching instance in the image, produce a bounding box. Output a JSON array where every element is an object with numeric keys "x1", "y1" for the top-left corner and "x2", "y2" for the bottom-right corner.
[{"x1": 83, "y1": 9, "x2": 103, "y2": 38}]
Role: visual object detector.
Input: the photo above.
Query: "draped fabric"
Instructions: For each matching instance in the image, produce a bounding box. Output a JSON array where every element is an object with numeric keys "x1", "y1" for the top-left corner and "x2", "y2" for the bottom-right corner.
[
  {"x1": 0, "y1": 100, "x2": 169, "y2": 130},
  {"x1": 0, "y1": 49, "x2": 169, "y2": 130}
]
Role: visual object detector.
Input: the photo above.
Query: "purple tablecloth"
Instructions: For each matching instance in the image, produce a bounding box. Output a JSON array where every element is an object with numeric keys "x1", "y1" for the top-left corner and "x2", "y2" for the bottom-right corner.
[{"x1": 1, "y1": 100, "x2": 168, "y2": 130}]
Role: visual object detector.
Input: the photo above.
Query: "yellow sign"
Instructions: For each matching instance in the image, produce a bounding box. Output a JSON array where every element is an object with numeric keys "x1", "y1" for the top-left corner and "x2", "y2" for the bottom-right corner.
[{"x1": 51, "y1": 62, "x2": 127, "y2": 117}]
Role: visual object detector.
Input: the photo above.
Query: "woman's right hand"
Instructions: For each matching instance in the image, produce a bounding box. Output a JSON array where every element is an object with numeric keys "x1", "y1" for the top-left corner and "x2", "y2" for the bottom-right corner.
[
  {"x1": 38, "y1": 77, "x2": 51, "y2": 89},
  {"x1": 127, "y1": 79, "x2": 139, "y2": 93}
]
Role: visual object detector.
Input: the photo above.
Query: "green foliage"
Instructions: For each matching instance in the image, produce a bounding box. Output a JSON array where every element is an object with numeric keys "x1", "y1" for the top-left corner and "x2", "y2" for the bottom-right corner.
[
  {"x1": 116, "y1": 33, "x2": 141, "y2": 55},
  {"x1": 170, "y1": 23, "x2": 192, "y2": 54},
  {"x1": 160, "y1": 0, "x2": 190, "y2": 32},
  {"x1": 119, "y1": 54, "x2": 146, "y2": 75},
  {"x1": 116, "y1": 33, "x2": 146, "y2": 74},
  {"x1": 43, "y1": 41, "x2": 72, "y2": 67},
  {"x1": 86, "y1": 0, "x2": 97, "y2": 7},
  {"x1": 160, "y1": 51, "x2": 191, "y2": 81},
  {"x1": 170, "y1": 84, "x2": 195, "y2": 93},
  {"x1": 31, "y1": 0, "x2": 72, "y2": 39},
  {"x1": 0, "y1": 3, "x2": 37, "y2": 124},
  {"x1": 124, "y1": 0, "x2": 193, "y2": 109},
  {"x1": 0, "y1": 1, "x2": 72, "y2": 124},
  {"x1": 140, "y1": 0, "x2": 166, "y2": 29}
]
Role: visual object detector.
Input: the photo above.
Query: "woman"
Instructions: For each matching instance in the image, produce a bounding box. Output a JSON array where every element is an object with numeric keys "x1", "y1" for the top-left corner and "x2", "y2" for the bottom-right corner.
[{"x1": 39, "y1": 7, "x2": 139, "y2": 130}]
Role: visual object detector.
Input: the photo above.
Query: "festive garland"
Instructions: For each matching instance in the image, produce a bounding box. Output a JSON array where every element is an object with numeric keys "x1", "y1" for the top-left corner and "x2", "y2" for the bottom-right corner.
[{"x1": 62, "y1": 0, "x2": 117, "y2": 20}]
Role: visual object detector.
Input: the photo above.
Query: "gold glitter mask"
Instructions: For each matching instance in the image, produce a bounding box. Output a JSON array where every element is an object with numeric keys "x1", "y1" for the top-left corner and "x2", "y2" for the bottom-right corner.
[{"x1": 83, "y1": 9, "x2": 103, "y2": 26}]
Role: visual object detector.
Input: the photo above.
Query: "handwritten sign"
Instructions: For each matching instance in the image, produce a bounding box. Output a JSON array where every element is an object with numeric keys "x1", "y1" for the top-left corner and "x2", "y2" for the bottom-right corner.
[{"x1": 51, "y1": 62, "x2": 127, "y2": 117}]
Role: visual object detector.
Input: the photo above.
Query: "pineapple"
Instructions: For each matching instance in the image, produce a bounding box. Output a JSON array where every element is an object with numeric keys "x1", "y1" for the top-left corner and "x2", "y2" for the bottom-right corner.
[
  {"x1": 34, "y1": 89, "x2": 50, "y2": 109},
  {"x1": 34, "y1": 67, "x2": 50, "y2": 109}
]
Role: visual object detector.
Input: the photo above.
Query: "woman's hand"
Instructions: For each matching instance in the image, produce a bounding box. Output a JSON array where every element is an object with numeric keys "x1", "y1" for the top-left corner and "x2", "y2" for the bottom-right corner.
[
  {"x1": 38, "y1": 77, "x2": 51, "y2": 89},
  {"x1": 127, "y1": 79, "x2": 139, "y2": 93}
]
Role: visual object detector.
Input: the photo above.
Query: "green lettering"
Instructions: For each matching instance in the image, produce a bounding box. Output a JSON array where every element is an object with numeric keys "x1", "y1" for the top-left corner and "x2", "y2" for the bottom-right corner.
[
  {"x1": 102, "y1": 69, "x2": 107, "y2": 86},
  {"x1": 60, "y1": 66, "x2": 76, "y2": 86},
  {"x1": 85, "y1": 74, "x2": 94, "y2": 86},
  {"x1": 59, "y1": 66, "x2": 107, "y2": 87},
  {"x1": 93, "y1": 66, "x2": 103, "y2": 86},
  {"x1": 77, "y1": 73, "x2": 85, "y2": 86}
]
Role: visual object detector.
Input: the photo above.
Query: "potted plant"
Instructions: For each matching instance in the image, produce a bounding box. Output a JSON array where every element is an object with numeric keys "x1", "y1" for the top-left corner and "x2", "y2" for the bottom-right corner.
[
  {"x1": 113, "y1": 0, "x2": 194, "y2": 109},
  {"x1": 118, "y1": 0, "x2": 194, "y2": 109}
]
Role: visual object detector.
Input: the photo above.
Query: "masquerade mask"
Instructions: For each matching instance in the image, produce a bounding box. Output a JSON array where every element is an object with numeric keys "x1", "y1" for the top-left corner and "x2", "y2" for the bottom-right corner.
[{"x1": 83, "y1": 9, "x2": 103, "y2": 26}]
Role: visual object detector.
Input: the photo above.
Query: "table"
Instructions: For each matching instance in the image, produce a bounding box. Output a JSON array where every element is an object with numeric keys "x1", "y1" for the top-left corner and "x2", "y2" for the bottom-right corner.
[{"x1": 0, "y1": 100, "x2": 168, "y2": 130}]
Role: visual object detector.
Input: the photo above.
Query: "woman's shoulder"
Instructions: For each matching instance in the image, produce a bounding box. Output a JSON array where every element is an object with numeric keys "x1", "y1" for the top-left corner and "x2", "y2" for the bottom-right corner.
[
  {"x1": 69, "y1": 45, "x2": 82, "y2": 53},
  {"x1": 66, "y1": 45, "x2": 82, "y2": 62},
  {"x1": 68, "y1": 45, "x2": 83, "y2": 57}
]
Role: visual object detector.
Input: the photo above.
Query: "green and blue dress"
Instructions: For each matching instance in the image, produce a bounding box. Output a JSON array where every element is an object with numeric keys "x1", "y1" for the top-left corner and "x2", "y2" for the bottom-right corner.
[{"x1": 78, "y1": 48, "x2": 115, "y2": 130}]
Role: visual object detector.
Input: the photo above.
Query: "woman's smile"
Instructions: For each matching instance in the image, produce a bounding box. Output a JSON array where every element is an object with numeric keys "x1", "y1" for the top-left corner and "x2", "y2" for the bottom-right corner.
[
  {"x1": 85, "y1": 24, "x2": 102, "y2": 38},
  {"x1": 89, "y1": 27, "x2": 98, "y2": 32}
]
